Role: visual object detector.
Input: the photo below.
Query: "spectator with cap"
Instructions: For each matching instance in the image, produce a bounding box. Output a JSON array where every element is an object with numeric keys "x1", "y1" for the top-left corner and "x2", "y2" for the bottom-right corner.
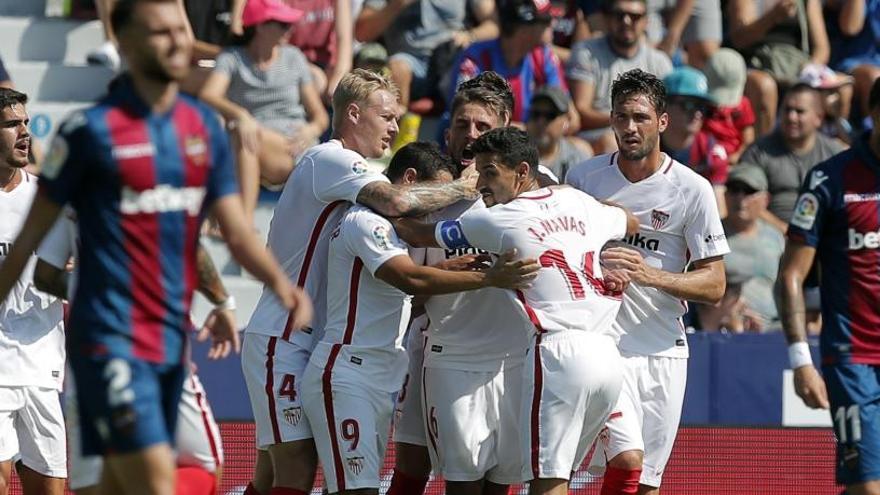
[
  {"x1": 739, "y1": 83, "x2": 847, "y2": 233},
  {"x1": 714, "y1": 164, "x2": 785, "y2": 332},
  {"x1": 824, "y1": 0, "x2": 880, "y2": 125},
  {"x1": 448, "y1": 0, "x2": 567, "y2": 125},
  {"x1": 526, "y1": 86, "x2": 592, "y2": 181},
  {"x1": 661, "y1": 66, "x2": 730, "y2": 215},
  {"x1": 799, "y1": 62, "x2": 855, "y2": 144},
  {"x1": 701, "y1": 48, "x2": 756, "y2": 164},
  {"x1": 356, "y1": 0, "x2": 499, "y2": 114},
  {"x1": 200, "y1": 0, "x2": 330, "y2": 225},
  {"x1": 567, "y1": 0, "x2": 671, "y2": 154}
]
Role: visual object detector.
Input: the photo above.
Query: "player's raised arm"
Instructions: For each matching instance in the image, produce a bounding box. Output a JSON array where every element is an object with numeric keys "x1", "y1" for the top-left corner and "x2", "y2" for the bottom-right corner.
[
  {"x1": 776, "y1": 239, "x2": 829, "y2": 409},
  {"x1": 0, "y1": 192, "x2": 62, "y2": 302},
  {"x1": 356, "y1": 174, "x2": 479, "y2": 218},
  {"x1": 211, "y1": 194, "x2": 312, "y2": 331}
]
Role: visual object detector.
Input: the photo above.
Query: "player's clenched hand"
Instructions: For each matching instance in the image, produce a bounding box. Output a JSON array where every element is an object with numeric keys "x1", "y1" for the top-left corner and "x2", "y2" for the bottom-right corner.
[
  {"x1": 198, "y1": 307, "x2": 239, "y2": 359},
  {"x1": 600, "y1": 247, "x2": 654, "y2": 285},
  {"x1": 794, "y1": 365, "x2": 830, "y2": 409},
  {"x1": 602, "y1": 268, "x2": 631, "y2": 293},
  {"x1": 485, "y1": 249, "x2": 540, "y2": 289}
]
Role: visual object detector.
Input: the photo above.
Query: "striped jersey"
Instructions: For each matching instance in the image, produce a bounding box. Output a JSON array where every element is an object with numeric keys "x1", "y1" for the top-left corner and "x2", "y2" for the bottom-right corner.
[
  {"x1": 39, "y1": 76, "x2": 237, "y2": 365},
  {"x1": 308, "y1": 205, "x2": 412, "y2": 392},
  {"x1": 244, "y1": 140, "x2": 389, "y2": 351},
  {"x1": 787, "y1": 134, "x2": 880, "y2": 365}
]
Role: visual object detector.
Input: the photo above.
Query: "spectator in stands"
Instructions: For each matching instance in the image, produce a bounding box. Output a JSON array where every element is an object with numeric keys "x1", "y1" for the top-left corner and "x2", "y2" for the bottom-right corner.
[
  {"x1": 739, "y1": 83, "x2": 846, "y2": 232},
  {"x1": 798, "y1": 62, "x2": 855, "y2": 144},
  {"x1": 546, "y1": 0, "x2": 591, "y2": 64},
  {"x1": 649, "y1": 0, "x2": 722, "y2": 69},
  {"x1": 825, "y1": 0, "x2": 880, "y2": 124},
  {"x1": 567, "y1": 0, "x2": 671, "y2": 153},
  {"x1": 702, "y1": 48, "x2": 756, "y2": 165},
  {"x1": 719, "y1": 164, "x2": 785, "y2": 332},
  {"x1": 356, "y1": 0, "x2": 499, "y2": 114},
  {"x1": 199, "y1": 0, "x2": 330, "y2": 224},
  {"x1": 727, "y1": 0, "x2": 833, "y2": 136},
  {"x1": 448, "y1": 0, "x2": 567, "y2": 125},
  {"x1": 285, "y1": 0, "x2": 354, "y2": 100},
  {"x1": 526, "y1": 86, "x2": 591, "y2": 181}
]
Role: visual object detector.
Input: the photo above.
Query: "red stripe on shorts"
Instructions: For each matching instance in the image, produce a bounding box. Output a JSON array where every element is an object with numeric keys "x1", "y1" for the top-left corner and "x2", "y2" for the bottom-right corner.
[
  {"x1": 322, "y1": 343, "x2": 346, "y2": 491},
  {"x1": 264, "y1": 337, "x2": 282, "y2": 444}
]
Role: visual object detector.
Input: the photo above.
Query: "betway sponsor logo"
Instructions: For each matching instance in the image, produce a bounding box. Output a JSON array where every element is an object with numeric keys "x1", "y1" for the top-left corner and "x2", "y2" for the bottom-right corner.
[
  {"x1": 111, "y1": 143, "x2": 155, "y2": 160},
  {"x1": 120, "y1": 185, "x2": 205, "y2": 215},
  {"x1": 624, "y1": 232, "x2": 660, "y2": 251},
  {"x1": 848, "y1": 228, "x2": 880, "y2": 250}
]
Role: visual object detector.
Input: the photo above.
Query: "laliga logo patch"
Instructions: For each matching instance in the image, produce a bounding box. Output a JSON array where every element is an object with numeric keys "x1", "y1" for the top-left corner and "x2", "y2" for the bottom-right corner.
[
  {"x1": 42, "y1": 136, "x2": 68, "y2": 180},
  {"x1": 351, "y1": 160, "x2": 368, "y2": 175},
  {"x1": 372, "y1": 224, "x2": 391, "y2": 250},
  {"x1": 790, "y1": 193, "x2": 818, "y2": 230}
]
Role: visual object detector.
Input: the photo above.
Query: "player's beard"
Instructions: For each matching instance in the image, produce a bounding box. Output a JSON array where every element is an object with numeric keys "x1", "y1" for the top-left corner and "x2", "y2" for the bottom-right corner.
[{"x1": 618, "y1": 131, "x2": 658, "y2": 161}]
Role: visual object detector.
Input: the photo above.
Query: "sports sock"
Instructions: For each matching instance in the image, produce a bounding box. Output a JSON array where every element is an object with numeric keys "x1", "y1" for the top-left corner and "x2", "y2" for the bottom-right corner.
[
  {"x1": 386, "y1": 468, "x2": 429, "y2": 495},
  {"x1": 600, "y1": 466, "x2": 642, "y2": 495}
]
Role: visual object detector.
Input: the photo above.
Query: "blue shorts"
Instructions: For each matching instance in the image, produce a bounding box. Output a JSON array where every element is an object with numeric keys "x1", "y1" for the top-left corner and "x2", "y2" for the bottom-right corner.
[
  {"x1": 822, "y1": 362, "x2": 880, "y2": 485},
  {"x1": 69, "y1": 353, "x2": 186, "y2": 456}
]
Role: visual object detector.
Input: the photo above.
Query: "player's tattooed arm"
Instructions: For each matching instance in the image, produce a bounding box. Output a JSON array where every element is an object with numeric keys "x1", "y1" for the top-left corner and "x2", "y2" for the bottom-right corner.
[
  {"x1": 33, "y1": 259, "x2": 70, "y2": 300},
  {"x1": 196, "y1": 243, "x2": 229, "y2": 305},
  {"x1": 357, "y1": 175, "x2": 479, "y2": 218}
]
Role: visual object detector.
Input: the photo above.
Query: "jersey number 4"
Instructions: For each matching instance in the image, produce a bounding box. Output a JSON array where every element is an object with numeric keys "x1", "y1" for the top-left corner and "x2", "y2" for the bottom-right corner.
[{"x1": 539, "y1": 249, "x2": 617, "y2": 300}]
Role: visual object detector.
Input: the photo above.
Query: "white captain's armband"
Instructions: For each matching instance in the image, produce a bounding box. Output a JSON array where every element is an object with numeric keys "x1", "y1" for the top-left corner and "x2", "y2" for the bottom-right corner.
[{"x1": 435, "y1": 220, "x2": 471, "y2": 250}]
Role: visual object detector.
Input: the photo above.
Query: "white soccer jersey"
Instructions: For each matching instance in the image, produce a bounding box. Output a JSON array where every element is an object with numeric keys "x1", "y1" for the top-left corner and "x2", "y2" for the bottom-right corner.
[
  {"x1": 308, "y1": 205, "x2": 412, "y2": 393},
  {"x1": 422, "y1": 199, "x2": 531, "y2": 372},
  {"x1": 566, "y1": 153, "x2": 730, "y2": 357},
  {"x1": 245, "y1": 140, "x2": 389, "y2": 350},
  {"x1": 440, "y1": 186, "x2": 628, "y2": 337},
  {"x1": 0, "y1": 172, "x2": 65, "y2": 390},
  {"x1": 37, "y1": 207, "x2": 77, "y2": 297}
]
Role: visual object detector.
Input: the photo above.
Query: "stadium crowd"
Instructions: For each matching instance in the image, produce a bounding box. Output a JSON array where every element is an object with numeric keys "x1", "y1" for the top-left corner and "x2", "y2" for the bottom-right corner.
[{"x1": 0, "y1": 0, "x2": 879, "y2": 494}]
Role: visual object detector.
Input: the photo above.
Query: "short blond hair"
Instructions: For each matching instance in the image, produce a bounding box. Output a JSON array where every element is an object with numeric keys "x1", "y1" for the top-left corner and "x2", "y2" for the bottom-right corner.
[{"x1": 332, "y1": 69, "x2": 399, "y2": 130}]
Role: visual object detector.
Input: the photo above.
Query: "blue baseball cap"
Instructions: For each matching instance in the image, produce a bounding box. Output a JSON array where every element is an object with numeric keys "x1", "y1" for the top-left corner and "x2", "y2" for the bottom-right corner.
[{"x1": 664, "y1": 67, "x2": 713, "y2": 104}]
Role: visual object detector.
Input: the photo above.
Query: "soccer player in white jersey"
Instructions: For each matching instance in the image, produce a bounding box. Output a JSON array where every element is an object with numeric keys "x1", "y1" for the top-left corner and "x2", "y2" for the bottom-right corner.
[
  {"x1": 393, "y1": 127, "x2": 640, "y2": 495},
  {"x1": 565, "y1": 69, "x2": 728, "y2": 495},
  {"x1": 299, "y1": 146, "x2": 538, "y2": 495},
  {"x1": 33, "y1": 209, "x2": 228, "y2": 495},
  {"x1": 0, "y1": 88, "x2": 67, "y2": 495},
  {"x1": 388, "y1": 71, "x2": 527, "y2": 495},
  {"x1": 240, "y1": 68, "x2": 482, "y2": 495}
]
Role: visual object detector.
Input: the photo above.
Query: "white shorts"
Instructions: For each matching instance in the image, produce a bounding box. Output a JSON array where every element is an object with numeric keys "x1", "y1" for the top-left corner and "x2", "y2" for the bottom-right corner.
[
  {"x1": 522, "y1": 332, "x2": 622, "y2": 482},
  {"x1": 301, "y1": 363, "x2": 394, "y2": 493},
  {"x1": 242, "y1": 333, "x2": 312, "y2": 448},
  {"x1": 66, "y1": 368, "x2": 224, "y2": 490},
  {"x1": 392, "y1": 315, "x2": 429, "y2": 446},
  {"x1": 588, "y1": 352, "x2": 687, "y2": 487},
  {"x1": 0, "y1": 386, "x2": 66, "y2": 478},
  {"x1": 422, "y1": 364, "x2": 523, "y2": 484}
]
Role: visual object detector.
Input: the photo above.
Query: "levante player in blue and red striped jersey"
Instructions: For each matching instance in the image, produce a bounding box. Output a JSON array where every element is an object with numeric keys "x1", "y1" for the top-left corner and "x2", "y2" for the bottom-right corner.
[
  {"x1": 0, "y1": 1, "x2": 311, "y2": 494},
  {"x1": 779, "y1": 78, "x2": 880, "y2": 495}
]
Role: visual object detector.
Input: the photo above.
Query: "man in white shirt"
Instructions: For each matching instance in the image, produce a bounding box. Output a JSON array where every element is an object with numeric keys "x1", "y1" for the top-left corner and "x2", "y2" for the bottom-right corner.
[
  {"x1": 0, "y1": 88, "x2": 66, "y2": 495},
  {"x1": 393, "y1": 126, "x2": 640, "y2": 495},
  {"x1": 566, "y1": 68, "x2": 728, "y2": 495},
  {"x1": 240, "y1": 68, "x2": 483, "y2": 495},
  {"x1": 300, "y1": 143, "x2": 538, "y2": 495}
]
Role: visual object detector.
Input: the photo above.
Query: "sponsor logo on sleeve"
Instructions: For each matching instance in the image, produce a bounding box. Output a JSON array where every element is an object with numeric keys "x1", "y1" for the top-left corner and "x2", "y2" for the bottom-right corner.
[
  {"x1": 41, "y1": 136, "x2": 68, "y2": 180},
  {"x1": 703, "y1": 233, "x2": 727, "y2": 244},
  {"x1": 790, "y1": 193, "x2": 818, "y2": 230},
  {"x1": 809, "y1": 170, "x2": 829, "y2": 190},
  {"x1": 371, "y1": 224, "x2": 392, "y2": 249}
]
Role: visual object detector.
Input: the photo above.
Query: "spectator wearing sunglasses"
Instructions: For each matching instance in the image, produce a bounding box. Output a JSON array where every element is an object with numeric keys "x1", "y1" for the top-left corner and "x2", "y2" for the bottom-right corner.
[
  {"x1": 526, "y1": 86, "x2": 592, "y2": 181},
  {"x1": 200, "y1": 0, "x2": 330, "y2": 225},
  {"x1": 567, "y1": 0, "x2": 671, "y2": 154},
  {"x1": 661, "y1": 67, "x2": 729, "y2": 215}
]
